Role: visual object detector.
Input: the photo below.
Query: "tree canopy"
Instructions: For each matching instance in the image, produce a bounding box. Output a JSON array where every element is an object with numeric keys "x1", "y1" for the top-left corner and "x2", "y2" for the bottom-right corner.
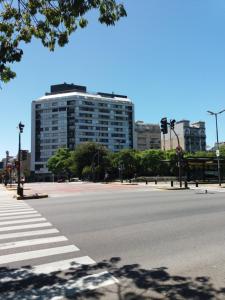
[
  {"x1": 45, "y1": 142, "x2": 225, "y2": 182},
  {"x1": 69, "y1": 142, "x2": 110, "y2": 180},
  {"x1": 0, "y1": 0, "x2": 127, "y2": 82},
  {"x1": 47, "y1": 147, "x2": 71, "y2": 178}
]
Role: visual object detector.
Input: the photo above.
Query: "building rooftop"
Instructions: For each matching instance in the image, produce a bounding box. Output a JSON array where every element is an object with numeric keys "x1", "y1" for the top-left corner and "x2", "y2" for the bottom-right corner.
[
  {"x1": 135, "y1": 121, "x2": 160, "y2": 127},
  {"x1": 35, "y1": 83, "x2": 132, "y2": 103}
]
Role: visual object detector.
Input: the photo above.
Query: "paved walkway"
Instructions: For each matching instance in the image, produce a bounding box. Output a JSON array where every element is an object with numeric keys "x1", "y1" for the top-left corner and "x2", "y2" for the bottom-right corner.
[{"x1": 3, "y1": 181, "x2": 225, "y2": 199}]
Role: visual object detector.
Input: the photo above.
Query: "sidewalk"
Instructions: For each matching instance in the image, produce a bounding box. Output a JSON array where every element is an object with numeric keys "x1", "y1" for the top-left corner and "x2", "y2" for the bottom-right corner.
[
  {"x1": 1, "y1": 184, "x2": 48, "y2": 200},
  {"x1": 0, "y1": 185, "x2": 16, "y2": 199},
  {"x1": 116, "y1": 180, "x2": 225, "y2": 192}
]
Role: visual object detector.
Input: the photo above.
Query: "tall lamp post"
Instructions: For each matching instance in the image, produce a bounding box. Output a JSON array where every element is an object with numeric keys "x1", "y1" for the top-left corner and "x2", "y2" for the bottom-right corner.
[
  {"x1": 207, "y1": 109, "x2": 225, "y2": 186},
  {"x1": 17, "y1": 122, "x2": 25, "y2": 196}
]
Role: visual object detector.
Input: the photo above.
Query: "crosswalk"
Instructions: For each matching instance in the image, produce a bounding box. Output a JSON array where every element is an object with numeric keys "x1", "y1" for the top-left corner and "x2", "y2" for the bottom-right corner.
[{"x1": 0, "y1": 190, "x2": 117, "y2": 299}]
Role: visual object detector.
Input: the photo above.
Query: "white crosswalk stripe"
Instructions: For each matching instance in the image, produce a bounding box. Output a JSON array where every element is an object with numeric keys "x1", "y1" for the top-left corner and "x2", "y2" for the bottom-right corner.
[
  {"x1": 0, "y1": 235, "x2": 68, "y2": 250},
  {"x1": 0, "y1": 217, "x2": 46, "y2": 226},
  {"x1": 33, "y1": 256, "x2": 95, "y2": 274},
  {"x1": 0, "y1": 245, "x2": 79, "y2": 264},
  {"x1": 0, "y1": 210, "x2": 37, "y2": 216},
  {"x1": 0, "y1": 203, "x2": 31, "y2": 207},
  {"x1": 0, "y1": 228, "x2": 59, "y2": 239},
  {"x1": 0, "y1": 208, "x2": 36, "y2": 213},
  {"x1": 0, "y1": 192, "x2": 118, "y2": 296},
  {"x1": 1, "y1": 256, "x2": 95, "y2": 282},
  {"x1": 0, "y1": 221, "x2": 52, "y2": 232},
  {"x1": 0, "y1": 213, "x2": 42, "y2": 220}
]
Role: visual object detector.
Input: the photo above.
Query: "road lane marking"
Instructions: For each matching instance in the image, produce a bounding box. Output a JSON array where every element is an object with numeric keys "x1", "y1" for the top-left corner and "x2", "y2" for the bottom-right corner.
[
  {"x1": 0, "y1": 204, "x2": 28, "y2": 208},
  {"x1": 0, "y1": 245, "x2": 79, "y2": 264},
  {"x1": 0, "y1": 208, "x2": 35, "y2": 213},
  {"x1": 0, "y1": 210, "x2": 38, "y2": 216},
  {"x1": 0, "y1": 217, "x2": 46, "y2": 226},
  {"x1": 0, "y1": 222, "x2": 52, "y2": 232},
  {"x1": 0, "y1": 213, "x2": 41, "y2": 220},
  {"x1": 33, "y1": 256, "x2": 94, "y2": 274},
  {"x1": 0, "y1": 228, "x2": 59, "y2": 240},
  {"x1": 0, "y1": 236, "x2": 68, "y2": 250}
]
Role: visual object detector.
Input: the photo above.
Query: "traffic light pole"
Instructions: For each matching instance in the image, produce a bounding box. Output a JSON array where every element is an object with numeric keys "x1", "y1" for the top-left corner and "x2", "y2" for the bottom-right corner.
[
  {"x1": 17, "y1": 131, "x2": 21, "y2": 196},
  {"x1": 17, "y1": 122, "x2": 24, "y2": 197},
  {"x1": 160, "y1": 118, "x2": 182, "y2": 187},
  {"x1": 171, "y1": 128, "x2": 182, "y2": 188},
  {"x1": 163, "y1": 134, "x2": 165, "y2": 151}
]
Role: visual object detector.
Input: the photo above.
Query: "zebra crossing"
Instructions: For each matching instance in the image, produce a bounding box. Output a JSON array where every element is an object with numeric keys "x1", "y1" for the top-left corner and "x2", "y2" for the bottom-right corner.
[{"x1": 0, "y1": 190, "x2": 117, "y2": 299}]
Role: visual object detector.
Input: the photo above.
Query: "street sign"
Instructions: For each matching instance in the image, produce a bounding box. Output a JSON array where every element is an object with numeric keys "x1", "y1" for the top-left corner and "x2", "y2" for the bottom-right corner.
[{"x1": 216, "y1": 149, "x2": 220, "y2": 157}]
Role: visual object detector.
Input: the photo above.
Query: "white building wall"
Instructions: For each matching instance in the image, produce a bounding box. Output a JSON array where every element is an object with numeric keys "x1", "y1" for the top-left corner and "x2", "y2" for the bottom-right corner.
[{"x1": 31, "y1": 89, "x2": 134, "y2": 175}]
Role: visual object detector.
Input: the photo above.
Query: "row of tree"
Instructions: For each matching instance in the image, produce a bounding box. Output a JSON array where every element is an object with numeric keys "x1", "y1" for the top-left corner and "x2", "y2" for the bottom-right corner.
[{"x1": 47, "y1": 142, "x2": 225, "y2": 181}]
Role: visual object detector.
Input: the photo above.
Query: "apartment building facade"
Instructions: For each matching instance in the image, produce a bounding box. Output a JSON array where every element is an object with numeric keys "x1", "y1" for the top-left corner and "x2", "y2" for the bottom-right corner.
[
  {"x1": 134, "y1": 121, "x2": 161, "y2": 150},
  {"x1": 162, "y1": 120, "x2": 206, "y2": 152},
  {"x1": 31, "y1": 84, "x2": 134, "y2": 177}
]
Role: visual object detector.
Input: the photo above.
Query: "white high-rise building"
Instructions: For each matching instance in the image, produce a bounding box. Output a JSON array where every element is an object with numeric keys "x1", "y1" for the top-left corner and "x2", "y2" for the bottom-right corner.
[{"x1": 31, "y1": 83, "x2": 134, "y2": 178}]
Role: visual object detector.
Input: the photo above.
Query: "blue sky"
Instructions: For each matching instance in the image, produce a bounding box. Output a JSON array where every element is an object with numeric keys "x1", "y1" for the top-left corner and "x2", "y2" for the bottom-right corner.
[{"x1": 1, "y1": 0, "x2": 225, "y2": 158}]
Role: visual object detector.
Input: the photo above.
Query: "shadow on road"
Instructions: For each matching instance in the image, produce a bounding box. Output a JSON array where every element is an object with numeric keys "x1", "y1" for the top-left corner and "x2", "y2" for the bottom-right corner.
[{"x1": 0, "y1": 257, "x2": 224, "y2": 299}]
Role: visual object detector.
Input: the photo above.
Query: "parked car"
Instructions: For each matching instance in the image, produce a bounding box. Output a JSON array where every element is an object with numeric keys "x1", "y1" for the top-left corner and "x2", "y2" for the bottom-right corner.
[
  {"x1": 57, "y1": 179, "x2": 65, "y2": 183},
  {"x1": 70, "y1": 178, "x2": 80, "y2": 182}
]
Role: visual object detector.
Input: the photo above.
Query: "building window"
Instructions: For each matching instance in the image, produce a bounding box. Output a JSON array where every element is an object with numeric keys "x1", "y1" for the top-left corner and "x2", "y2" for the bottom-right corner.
[{"x1": 98, "y1": 102, "x2": 108, "y2": 107}]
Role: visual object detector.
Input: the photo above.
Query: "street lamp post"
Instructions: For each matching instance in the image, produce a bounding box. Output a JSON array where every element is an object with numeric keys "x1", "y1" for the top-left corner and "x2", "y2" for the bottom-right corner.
[
  {"x1": 207, "y1": 109, "x2": 225, "y2": 186},
  {"x1": 17, "y1": 122, "x2": 25, "y2": 196}
]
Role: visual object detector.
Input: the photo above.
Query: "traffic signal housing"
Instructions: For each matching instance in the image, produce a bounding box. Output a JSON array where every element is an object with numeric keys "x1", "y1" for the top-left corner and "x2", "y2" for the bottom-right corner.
[
  {"x1": 19, "y1": 122, "x2": 25, "y2": 133},
  {"x1": 170, "y1": 119, "x2": 176, "y2": 130},
  {"x1": 160, "y1": 117, "x2": 168, "y2": 134}
]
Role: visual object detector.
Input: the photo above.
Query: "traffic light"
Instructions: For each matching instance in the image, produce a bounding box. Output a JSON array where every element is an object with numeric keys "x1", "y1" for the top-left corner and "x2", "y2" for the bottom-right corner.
[
  {"x1": 170, "y1": 119, "x2": 176, "y2": 130},
  {"x1": 160, "y1": 117, "x2": 168, "y2": 134},
  {"x1": 19, "y1": 122, "x2": 25, "y2": 133}
]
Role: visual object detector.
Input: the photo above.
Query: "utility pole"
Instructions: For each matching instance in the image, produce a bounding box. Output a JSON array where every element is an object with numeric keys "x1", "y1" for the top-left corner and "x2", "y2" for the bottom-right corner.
[{"x1": 207, "y1": 109, "x2": 225, "y2": 186}]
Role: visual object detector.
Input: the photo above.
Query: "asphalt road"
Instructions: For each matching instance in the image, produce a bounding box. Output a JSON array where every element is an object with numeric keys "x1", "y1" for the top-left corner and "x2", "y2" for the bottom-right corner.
[
  {"x1": 1, "y1": 187, "x2": 225, "y2": 299},
  {"x1": 24, "y1": 189, "x2": 225, "y2": 297}
]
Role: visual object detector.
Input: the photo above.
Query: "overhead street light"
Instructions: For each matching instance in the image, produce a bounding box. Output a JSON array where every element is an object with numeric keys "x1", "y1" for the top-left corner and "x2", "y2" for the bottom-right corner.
[
  {"x1": 207, "y1": 109, "x2": 225, "y2": 115},
  {"x1": 207, "y1": 109, "x2": 225, "y2": 186}
]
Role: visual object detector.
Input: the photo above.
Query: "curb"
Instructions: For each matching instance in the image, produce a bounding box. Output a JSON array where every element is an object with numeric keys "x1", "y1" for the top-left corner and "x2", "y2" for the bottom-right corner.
[
  {"x1": 14, "y1": 194, "x2": 48, "y2": 200},
  {"x1": 156, "y1": 187, "x2": 190, "y2": 191}
]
